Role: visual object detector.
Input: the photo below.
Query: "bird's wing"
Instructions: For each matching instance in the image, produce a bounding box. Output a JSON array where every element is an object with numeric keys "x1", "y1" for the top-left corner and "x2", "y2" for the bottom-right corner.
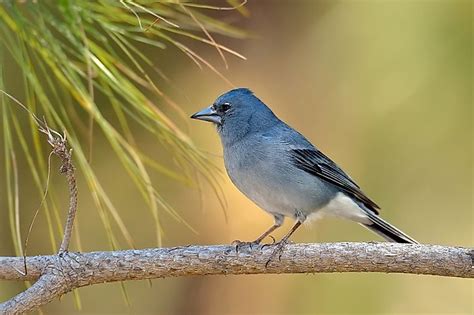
[{"x1": 290, "y1": 148, "x2": 380, "y2": 213}]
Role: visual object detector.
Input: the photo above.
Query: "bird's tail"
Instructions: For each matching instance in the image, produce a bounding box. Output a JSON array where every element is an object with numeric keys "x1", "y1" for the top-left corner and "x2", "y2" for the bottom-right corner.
[{"x1": 362, "y1": 211, "x2": 418, "y2": 244}]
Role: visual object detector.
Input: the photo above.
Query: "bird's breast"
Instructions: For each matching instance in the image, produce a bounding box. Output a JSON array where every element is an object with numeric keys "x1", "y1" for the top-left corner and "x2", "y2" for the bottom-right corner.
[{"x1": 223, "y1": 141, "x2": 337, "y2": 218}]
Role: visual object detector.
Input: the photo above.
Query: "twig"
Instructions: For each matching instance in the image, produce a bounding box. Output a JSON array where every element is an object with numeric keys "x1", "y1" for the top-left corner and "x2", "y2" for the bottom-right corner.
[
  {"x1": 0, "y1": 243, "x2": 472, "y2": 313},
  {"x1": 38, "y1": 123, "x2": 78, "y2": 254}
]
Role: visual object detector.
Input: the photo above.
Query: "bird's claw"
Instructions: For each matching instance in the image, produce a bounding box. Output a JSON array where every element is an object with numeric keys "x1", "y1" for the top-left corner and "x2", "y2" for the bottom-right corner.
[
  {"x1": 232, "y1": 240, "x2": 261, "y2": 252},
  {"x1": 268, "y1": 235, "x2": 276, "y2": 244},
  {"x1": 264, "y1": 239, "x2": 291, "y2": 268},
  {"x1": 260, "y1": 235, "x2": 277, "y2": 251}
]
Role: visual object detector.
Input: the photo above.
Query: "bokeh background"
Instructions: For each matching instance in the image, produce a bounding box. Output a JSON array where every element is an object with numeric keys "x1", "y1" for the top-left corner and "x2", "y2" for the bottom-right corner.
[{"x1": 0, "y1": 0, "x2": 472, "y2": 314}]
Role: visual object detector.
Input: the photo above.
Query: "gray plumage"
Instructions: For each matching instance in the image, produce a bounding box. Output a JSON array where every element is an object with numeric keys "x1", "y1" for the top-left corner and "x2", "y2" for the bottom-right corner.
[{"x1": 191, "y1": 88, "x2": 417, "y2": 245}]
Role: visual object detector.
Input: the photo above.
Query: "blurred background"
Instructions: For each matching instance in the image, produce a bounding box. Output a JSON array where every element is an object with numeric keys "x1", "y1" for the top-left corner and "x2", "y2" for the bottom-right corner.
[{"x1": 0, "y1": 0, "x2": 472, "y2": 314}]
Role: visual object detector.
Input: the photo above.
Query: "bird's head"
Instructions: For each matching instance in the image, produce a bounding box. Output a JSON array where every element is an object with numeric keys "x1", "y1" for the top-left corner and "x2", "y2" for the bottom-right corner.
[{"x1": 191, "y1": 88, "x2": 278, "y2": 143}]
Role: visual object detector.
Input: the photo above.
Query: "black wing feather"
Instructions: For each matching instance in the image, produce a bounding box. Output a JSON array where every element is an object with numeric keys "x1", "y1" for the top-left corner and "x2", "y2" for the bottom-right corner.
[{"x1": 291, "y1": 149, "x2": 380, "y2": 214}]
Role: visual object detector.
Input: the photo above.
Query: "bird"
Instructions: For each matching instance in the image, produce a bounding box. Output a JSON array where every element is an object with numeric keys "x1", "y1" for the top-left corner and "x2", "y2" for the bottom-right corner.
[{"x1": 191, "y1": 88, "x2": 417, "y2": 260}]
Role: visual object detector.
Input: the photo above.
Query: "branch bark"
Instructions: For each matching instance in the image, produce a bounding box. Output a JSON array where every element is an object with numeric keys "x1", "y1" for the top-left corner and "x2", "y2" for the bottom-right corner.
[
  {"x1": 38, "y1": 125, "x2": 77, "y2": 254},
  {"x1": 0, "y1": 242, "x2": 472, "y2": 314}
]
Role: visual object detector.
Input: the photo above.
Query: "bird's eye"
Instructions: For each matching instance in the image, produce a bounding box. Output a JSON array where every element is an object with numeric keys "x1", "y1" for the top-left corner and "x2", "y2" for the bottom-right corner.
[{"x1": 221, "y1": 103, "x2": 231, "y2": 112}]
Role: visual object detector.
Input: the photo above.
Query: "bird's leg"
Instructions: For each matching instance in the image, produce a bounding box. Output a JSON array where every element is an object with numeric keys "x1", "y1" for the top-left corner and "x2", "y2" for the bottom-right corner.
[
  {"x1": 265, "y1": 220, "x2": 302, "y2": 267},
  {"x1": 233, "y1": 215, "x2": 284, "y2": 251},
  {"x1": 255, "y1": 223, "x2": 281, "y2": 243}
]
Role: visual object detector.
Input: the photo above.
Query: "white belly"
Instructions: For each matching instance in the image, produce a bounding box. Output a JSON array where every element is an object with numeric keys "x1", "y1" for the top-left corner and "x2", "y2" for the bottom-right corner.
[{"x1": 307, "y1": 192, "x2": 371, "y2": 224}]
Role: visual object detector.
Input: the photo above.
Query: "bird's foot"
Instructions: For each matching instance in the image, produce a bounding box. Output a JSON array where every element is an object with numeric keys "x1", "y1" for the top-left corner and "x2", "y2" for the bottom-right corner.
[
  {"x1": 231, "y1": 239, "x2": 261, "y2": 252},
  {"x1": 264, "y1": 239, "x2": 292, "y2": 268}
]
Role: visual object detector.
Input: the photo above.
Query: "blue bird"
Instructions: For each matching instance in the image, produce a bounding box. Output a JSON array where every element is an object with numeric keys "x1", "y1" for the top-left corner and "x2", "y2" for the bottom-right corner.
[{"x1": 191, "y1": 88, "x2": 417, "y2": 257}]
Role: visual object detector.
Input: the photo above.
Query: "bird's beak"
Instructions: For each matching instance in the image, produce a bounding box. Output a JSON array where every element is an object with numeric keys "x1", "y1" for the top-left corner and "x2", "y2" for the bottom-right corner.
[{"x1": 190, "y1": 106, "x2": 222, "y2": 124}]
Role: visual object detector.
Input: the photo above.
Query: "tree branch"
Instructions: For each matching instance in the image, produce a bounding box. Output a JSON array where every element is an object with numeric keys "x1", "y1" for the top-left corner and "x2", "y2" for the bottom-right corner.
[
  {"x1": 0, "y1": 242, "x2": 472, "y2": 313},
  {"x1": 38, "y1": 124, "x2": 77, "y2": 254}
]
